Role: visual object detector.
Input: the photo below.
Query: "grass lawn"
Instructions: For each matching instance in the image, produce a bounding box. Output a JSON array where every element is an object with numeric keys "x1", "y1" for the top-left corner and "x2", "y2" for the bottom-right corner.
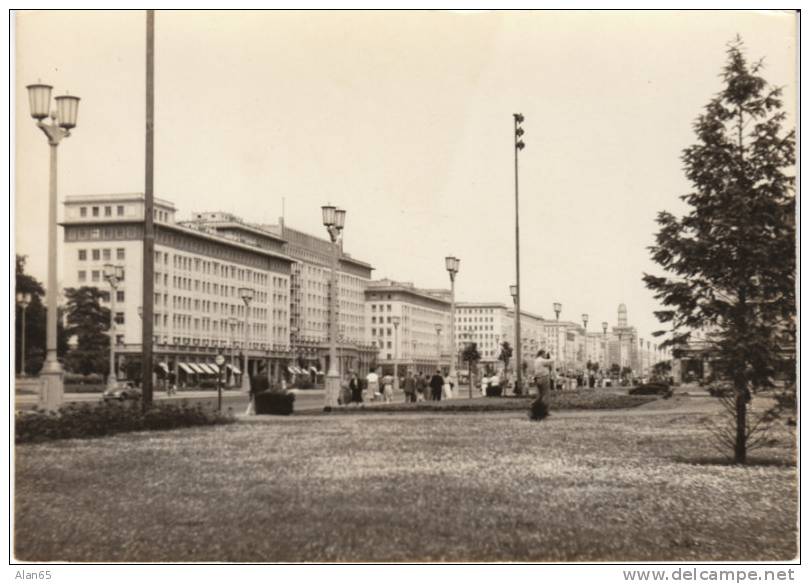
[{"x1": 14, "y1": 400, "x2": 796, "y2": 562}]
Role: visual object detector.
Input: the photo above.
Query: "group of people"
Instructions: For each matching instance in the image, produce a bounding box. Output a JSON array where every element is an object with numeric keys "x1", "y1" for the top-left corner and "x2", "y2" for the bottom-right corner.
[{"x1": 341, "y1": 368, "x2": 454, "y2": 406}]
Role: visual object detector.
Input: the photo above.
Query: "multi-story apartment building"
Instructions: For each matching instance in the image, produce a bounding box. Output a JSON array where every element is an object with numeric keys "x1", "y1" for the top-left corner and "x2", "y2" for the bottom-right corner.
[
  {"x1": 455, "y1": 302, "x2": 512, "y2": 368},
  {"x1": 365, "y1": 279, "x2": 451, "y2": 376},
  {"x1": 189, "y1": 216, "x2": 377, "y2": 377},
  {"x1": 62, "y1": 194, "x2": 295, "y2": 386}
]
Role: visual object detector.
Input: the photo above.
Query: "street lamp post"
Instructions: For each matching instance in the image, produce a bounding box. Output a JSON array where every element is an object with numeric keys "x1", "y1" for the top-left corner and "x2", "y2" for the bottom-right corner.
[
  {"x1": 322, "y1": 204, "x2": 346, "y2": 409},
  {"x1": 228, "y1": 316, "x2": 238, "y2": 386},
  {"x1": 553, "y1": 302, "x2": 562, "y2": 387},
  {"x1": 581, "y1": 313, "x2": 589, "y2": 386},
  {"x1": 26, "y1": 83, "x2": 80, "y2": 410},
  {"x1": 445, "y1": 256, "x2": 460, "y2": 382},
  {"x1": 602, "y1": 321, "x2": 608, "y2": 371},
  {"x1": 238, "y1": 287, "x2": 254, "y2": 392},
  {"x1": 513, "y1": 113, "x2": 525, "y2": 397},
  {"x1": 16, "y1": 292, "x2": 32, "y2": 377},
  {"x1": 509, "y1": 284, "x2": 521, "y2": 392},
  {"x1": 103, "y1": 264, "x2": 125, "y2": 390},
  {"x1": 392, "y1": 316, "x2": 401, "y2": 394},
  {"x1": 435, "y1": 324, "x2": 443, "y2": 372}
]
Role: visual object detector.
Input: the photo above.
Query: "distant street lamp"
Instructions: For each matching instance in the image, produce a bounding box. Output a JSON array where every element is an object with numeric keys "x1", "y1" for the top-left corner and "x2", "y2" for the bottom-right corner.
[
  {"x1": 445, "y1": 255, "x2": 460, "y2": 381},
  {"x1": 229, "y1": 316, "x2": 239, "y2": 386},
  {"x1": 602, "y1": 321, "x2": 608, "y2": 369},
  {"x1": 392, "y1": 315, "x2": 401, "y2": 394},
  {"x1": 322, "y1": 204, "x2": 346, "y2": 409},
  {"x1": 513, "y1": 112, "x2": 525, "y2": 399},
  {"x1": 553, "y1": 302, "x2": 562, "y2": 382},
  {"x1": 16, "y1": 292, "x2": 32, "y2": 377},
  {"x1": 434, "y1": 323, "x2": 443, "y2": 372},
  {"x1": 103, "y1": 264, "x2": 125, "y2": 390},
  {"x1": 238, "y1": 287, "x2": 254, "y2": 392},
  {"x1": 581, "y1": 313, "x2": 589, "y2": 365},
  {"x1": 26, "y1": 82, "x2": 80, "y2": 410}
]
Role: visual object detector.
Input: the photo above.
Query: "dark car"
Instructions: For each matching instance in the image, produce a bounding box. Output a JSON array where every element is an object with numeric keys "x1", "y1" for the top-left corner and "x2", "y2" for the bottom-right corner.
[{"x1": 102, "y1": 382, "x2": 142, "y2": 402}]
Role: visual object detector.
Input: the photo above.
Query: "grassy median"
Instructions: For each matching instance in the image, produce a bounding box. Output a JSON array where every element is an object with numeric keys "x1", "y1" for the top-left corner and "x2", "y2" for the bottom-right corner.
[{"x1": 14, "y1": 400, "x2": 796, "y2": 562}]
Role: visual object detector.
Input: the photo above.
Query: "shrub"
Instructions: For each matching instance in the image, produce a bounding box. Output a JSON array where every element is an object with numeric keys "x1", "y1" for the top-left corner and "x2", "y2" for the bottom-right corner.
[
  {"x1": 707, "y1": 383, "x2": 733, "y2": 398},
  {"x1": 63, "y1": 373, "x2": 105, "y2": 386},
  {"x1": 254, "y1": 391, "x2": 295, "y2": 416},
  {"x1": 15, "y1": 400, "x2": 233, "y2": 443},
  {"x1": 485, "y1": 385, "x2": 503, "y2": 397},
  {"x1": 629, "y1": 383, "x2": 672, "y2": 397}
]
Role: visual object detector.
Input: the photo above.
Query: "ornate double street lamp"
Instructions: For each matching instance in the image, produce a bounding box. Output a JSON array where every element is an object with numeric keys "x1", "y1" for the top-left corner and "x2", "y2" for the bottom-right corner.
[
  {"x1": 103, "y1": 264, "x2": 125, "y2": 390},
  {"x1": 26, "y1": 82, "x2": 80, "y2": 410},
  {"x1": 553, "y1": 302, "x2": 562, "y2": 385},
  {"x1": 238, "y1": 287, "x2": 254, "y2": 392},
  {"x1": 322, "y1": 204, "x2": 346, "y2": 409},
  {"x1": 16, "y1": 292, "x2": 33, "y2": 377},
  {"x1": 392, "y1": 316, "x2": 401, "y2": 394},
  {"x1": 445, "y1": 255, "x2": 460, "y2": 381}
]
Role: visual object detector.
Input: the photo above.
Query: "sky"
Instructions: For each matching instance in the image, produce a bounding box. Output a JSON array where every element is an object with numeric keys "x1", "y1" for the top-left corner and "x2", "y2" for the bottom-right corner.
[{"x1": 14, "y1": 10, "x2": 797, "y2": 344}]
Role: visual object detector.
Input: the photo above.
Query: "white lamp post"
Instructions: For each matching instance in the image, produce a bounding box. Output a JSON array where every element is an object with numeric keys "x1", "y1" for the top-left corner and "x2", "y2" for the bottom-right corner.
[
  {"x1": 103, "y1": 264, "x2": 125, "y2": 389},
  {"x1": 239, "y1": 287, "x2": 254, "y2": 392},
  {"x1": 581, "y1": 313, "x2": 589, "y2": 369},
  {"x1": 322, "y1": 204, "x2": 346, "y2": 409},
  {"x1": 445, "y1": 256, "x2": 460, "y2": 382},
  {"x1": 16, "y1": 292, "x2": 32, "y2": 377},
  {"x1": 228, "y1": 316, "x2": 238, "y2": 387},
  {"x1": 26, "y1": 83, "x2": 80, "y2": 410}
]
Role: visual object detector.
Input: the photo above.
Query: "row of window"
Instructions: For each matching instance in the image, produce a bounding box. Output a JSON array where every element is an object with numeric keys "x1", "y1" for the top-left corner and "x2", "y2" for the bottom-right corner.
[
  {"x1": 78, "y1": 270, "x2": 125, "y2": 284},
  {"x1": 79, "y1": 204, "x2": 126, "y2": 218},
  {"x1": 77, "y1": 248, "x2": 126, "y2": 261}
]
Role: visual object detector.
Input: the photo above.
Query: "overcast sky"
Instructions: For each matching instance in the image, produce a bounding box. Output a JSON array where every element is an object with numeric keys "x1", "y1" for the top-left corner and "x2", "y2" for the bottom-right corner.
[{"x1": 14, "y1": 10, "x2": 797, "y2": 342}]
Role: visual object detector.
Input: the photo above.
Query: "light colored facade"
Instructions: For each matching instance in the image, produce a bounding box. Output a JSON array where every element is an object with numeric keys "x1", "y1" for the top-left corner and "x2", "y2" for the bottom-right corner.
[
  {"x1": 365, "y1": 279, "x2": 451, "y2": 376},
  {"x1": 62, "y1": 194, "x2": 295, "y2": 385},
  {"x1": 455, "y1": 302, "x2": 513, "y2": 368},
  {"x1": 190, "y1": 216, "x2": 377, "y2": 377}
]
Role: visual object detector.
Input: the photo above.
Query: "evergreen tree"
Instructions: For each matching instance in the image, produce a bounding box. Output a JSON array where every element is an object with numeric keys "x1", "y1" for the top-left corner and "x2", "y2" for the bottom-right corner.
[
  {"x1": 63, "y1": 286, "x2": 112, "y2": 376},
  {"x1": 643, "y1": 39, "x2": 795, "y2": 464},
  {"x1": 498, "y1": 341, "x2": 513, "y2": 371}
]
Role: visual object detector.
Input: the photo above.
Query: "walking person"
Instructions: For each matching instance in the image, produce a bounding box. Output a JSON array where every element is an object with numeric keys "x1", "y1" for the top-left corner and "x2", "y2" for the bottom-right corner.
[
  {"x1": 349, "y1": 371, "x2": 363, "y2": 407},
  {"x1": 403, "y1": 370, "x2": 417, "y2": 403},
  {"x1": 416, "y1": 372, "x2": 428, "y2": 402},
  {"x1": 365, "y1": 367, "x2": 380, "y2": 402},
  {"x1": 531, "y1": 350, "x2": 554, "y2": 420},
  {"x1": 430, "y1": 369, "x2": 444, "y2": 401},
  {"x1": 382, "y1": 373, "x2": 394, "y2": 403}
]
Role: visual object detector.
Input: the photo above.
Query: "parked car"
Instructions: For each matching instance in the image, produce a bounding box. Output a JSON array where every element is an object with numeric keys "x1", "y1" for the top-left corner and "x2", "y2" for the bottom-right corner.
[{"x1": 102, "y1": 382, "x2": 142, "y2": 402}]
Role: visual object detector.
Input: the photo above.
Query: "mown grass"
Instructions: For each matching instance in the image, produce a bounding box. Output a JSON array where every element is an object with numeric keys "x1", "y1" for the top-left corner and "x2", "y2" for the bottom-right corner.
[{"x1": 14, "y1": 404, "x2": 796, "y2": 562}]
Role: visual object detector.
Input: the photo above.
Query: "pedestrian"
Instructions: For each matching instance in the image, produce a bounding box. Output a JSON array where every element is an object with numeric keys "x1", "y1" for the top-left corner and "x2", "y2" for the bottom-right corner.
[
  {"x1": 430, "y1": 369, "x2": 444, "y2": 401},
  {"x1": 382, "y1": 373, "x2": 394, "y2": 403},
  {"x1": 489, "y1": 371, "x2": 502, "y2": 397},
  {"x1": 246, "y1": 363, "x2": 269, "y2": 415},
  {"x1": 403, "y1": 370, "x2": 417, "y2": 403},
  {"x1": 349, "y1": 371, "x2": 363, "y2": 406},
  {"x1": 531, "y1": 350, "x2": 554, "y2": 420},
  {"x1": 366, "y1": 367, "x2": 380, "y2": 402},
  {"x1": 416, "y1": 372, "x2": 428, "y2": 402}
]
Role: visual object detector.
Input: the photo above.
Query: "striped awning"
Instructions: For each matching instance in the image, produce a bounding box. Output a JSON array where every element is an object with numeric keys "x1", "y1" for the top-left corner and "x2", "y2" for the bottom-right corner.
[
  {"x1": 197, "y1": 363, "x2": 216, "y2": 375},
  {"x1": 287, "y1": 366, "x2": 298, "y2": 374},
  {"x1": 157, "y1": 362, "x2": 169, "y2": 373},
  {"x1": 207, "y1": 363, "x2": 220, "y2": 374},
  {"x1": 177, "y1": 363, "x2": 194, "y2": 374},
  {"x1": 226, "y1": 364, "x2": 242, "y2": 375},
  {"x1": 187, "y1": 363, "x2": 205, "y2": 374}
]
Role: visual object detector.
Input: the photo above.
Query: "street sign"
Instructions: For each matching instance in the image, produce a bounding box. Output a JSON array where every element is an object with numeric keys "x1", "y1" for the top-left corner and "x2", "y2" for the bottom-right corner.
[{"x1": 215, "y1": 354, "x2": 225, "y2": 366}]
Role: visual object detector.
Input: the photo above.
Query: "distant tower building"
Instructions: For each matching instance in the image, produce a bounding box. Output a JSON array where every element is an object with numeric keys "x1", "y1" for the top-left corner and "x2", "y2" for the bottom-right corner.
[
  {"x1": 610, "y1": 303, "x2": 639, "y2": 373},
  {"x1": 618, "y1": 303, "x2": 628, "y2": 328}
]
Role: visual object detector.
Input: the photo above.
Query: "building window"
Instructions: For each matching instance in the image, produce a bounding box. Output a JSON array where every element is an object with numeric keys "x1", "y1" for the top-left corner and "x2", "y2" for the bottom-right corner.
[
  {"x1": 91, "y1": 270, "x2": 100, "y2": 282},
  {"x1": 104, "y1": 206, "x2": 112, "y2": 217},
  {"x1": 92, "y1": 249, "x2": 100, "y2": 260},
  {"x1": 117, "y1": 205, "x2": 124, "y2": 216},
  {"x1": 117, "y1": 248, "x2": 125, "y2": 260},
  {"x1": 102, "y1": 249, "x2": 111, "y2": 261},
  {"x1": 92, "y1": 206, "x2": 99, "y2": 217},
  {"x1": 80, "y1": 207, "x2": 87, "y2": 217},
  {"x1": 78, "y1": 270, "x2": 86, "y2": 282},
  {"x1": 116, "y1": 290, "x2": 124, "y2": 302},
  {"x1": 78, "y1": 249, "x2": 86, "y2": 261},
  {"x1": 115, "y1": 312, "x2": 125, "y2": 325}
]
